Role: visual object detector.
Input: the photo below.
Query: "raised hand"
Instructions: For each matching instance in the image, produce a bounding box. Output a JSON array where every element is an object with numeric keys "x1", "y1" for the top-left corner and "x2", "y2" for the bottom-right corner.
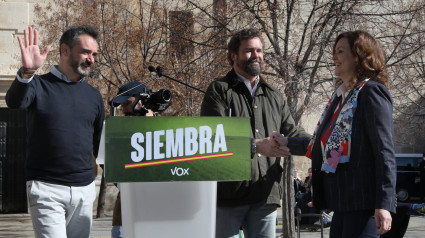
[{"x1": 17, "y1": 26, "x2": 51, "y2": 70}]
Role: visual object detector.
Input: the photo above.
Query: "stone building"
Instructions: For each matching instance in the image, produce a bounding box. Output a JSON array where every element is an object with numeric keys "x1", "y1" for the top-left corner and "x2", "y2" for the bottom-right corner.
[
  {"x1": 0, "y1": 0, "x2": 423, "y2": 157},
  {"x1": 0, "y1": 1, "x2": 44, "y2": 107}
]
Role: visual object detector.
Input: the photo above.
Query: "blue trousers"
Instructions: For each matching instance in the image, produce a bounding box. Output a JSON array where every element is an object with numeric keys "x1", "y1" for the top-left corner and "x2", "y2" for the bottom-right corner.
[
  {"x1": 330, "y1": 210, "x2": 379, "y2": 238},
  {"x1": 111, "y1": 226, "x2": 122, "y2": 238},
  {"x1": 215, "y1": 201, "x2": 277, "y2": 238}
]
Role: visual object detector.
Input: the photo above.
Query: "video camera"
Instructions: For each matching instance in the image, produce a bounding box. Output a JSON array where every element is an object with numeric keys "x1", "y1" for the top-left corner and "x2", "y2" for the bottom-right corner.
[{"x1": 132, "y1": 88, "x2": 172, "y2": 114}]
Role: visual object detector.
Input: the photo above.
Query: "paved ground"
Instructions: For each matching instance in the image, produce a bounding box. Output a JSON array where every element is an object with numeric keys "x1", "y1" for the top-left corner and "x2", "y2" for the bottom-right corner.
[
  {"x1": 276, "y1": 207, "x2": 425, "y2": 238},
  {"x1": 1, "y1": 176, "x2": 424, "y2": 237},
  {"x1": 286, "y1": 216, "x2": 425, "y2": 238},
  {"x1": 0, "y1": 212, "x2": 424, "y2": 238}
]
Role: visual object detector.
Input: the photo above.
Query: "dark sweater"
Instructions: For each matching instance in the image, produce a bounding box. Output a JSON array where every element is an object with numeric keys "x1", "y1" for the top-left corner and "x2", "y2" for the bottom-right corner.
[{"x1": 6, "y1": 72, "x2": 105, "y2": 186}]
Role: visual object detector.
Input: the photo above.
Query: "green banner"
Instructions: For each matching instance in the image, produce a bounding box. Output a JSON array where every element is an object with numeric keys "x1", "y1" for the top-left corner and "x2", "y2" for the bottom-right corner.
[{"x1": 105, "y1": 117, "x2": 251, "y2": 182}]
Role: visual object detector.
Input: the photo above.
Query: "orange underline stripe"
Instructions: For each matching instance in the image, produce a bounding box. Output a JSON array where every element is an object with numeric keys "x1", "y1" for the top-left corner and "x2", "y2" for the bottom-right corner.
[
  {"x1": 125, "y1": 152, "x2": 233, "y2": 169},
  {"x1": 124, "y1": 152, "x2": 233, "y2": 169}
]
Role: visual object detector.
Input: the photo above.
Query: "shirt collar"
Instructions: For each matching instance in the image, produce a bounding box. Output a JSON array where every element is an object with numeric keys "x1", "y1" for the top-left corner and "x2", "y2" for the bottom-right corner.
[
  {"x1": 51, "y1": 65, "x2": 86, "y2": 83},
  {"x1": 235, "y1": 71, "x2": 260, "y2": 98},
  {"x1": 336, "y1": 84, "x2": 350, "y2": 100}
]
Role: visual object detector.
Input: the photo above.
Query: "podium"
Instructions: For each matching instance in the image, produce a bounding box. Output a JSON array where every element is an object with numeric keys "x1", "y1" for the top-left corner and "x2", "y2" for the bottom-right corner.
[
  {"x1": 120, "y1": 182, "x2": 216, "y2": 237},
  {"x1": 103, "y1": 117, "x2": 250, "y2": 238}
]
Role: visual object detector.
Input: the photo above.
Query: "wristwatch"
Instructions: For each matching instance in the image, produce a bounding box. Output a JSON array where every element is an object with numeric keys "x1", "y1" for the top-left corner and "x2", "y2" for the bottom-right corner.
[{"x1": 251, "y1": 138, "x2": 256, "y2": 154}]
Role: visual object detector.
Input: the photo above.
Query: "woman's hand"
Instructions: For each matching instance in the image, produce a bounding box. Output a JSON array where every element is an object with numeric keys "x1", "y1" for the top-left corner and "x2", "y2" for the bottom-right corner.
[{"x1": 375, "y1": 208, "x2": 392, "y2": 235}]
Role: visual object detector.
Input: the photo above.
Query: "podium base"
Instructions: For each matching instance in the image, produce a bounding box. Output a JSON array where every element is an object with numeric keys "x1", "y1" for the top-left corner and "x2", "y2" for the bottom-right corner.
[{"x1": 120, "y1": 181, "x2": 217, "y2": 238}]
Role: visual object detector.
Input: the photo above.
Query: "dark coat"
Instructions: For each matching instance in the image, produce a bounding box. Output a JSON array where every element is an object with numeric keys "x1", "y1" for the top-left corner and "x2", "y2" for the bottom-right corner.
[
  {"x1": 309, "y1": 80, "x2": 397, "y2": 213},
  {"x1": 200, "y1": 69, "x2": 310, "y2": 206}
]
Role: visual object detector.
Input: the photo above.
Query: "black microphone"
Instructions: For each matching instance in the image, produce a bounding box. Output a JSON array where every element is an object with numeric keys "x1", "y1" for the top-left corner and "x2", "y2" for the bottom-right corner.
[
  {"x1": 144, "y1": 68, "x2": 162, "y2": 85},
  {"x1": 148, "y1": 65, "x2": 232, "y2": 117},
  {"x1": 148, "y1": 66, "x2": 156, "y2": 73},
  {"x1": 156, "y1": 66, "x2": 163, "y2": 76}
]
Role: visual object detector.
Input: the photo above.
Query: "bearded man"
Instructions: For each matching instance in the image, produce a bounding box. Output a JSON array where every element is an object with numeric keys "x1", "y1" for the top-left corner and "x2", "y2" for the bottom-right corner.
[
  {"x1": 201, "y1": 28, "x2": 310, "y2": 238},
  {"x1": 6, "y1": 25, "x2": 105, "y2": 238}
]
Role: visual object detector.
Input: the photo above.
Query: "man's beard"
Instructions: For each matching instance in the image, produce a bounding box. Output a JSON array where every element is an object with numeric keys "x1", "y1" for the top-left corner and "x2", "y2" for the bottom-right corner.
[
  {"x1": 237, "y1": 58, "x2": 262, "y2": 76},
  {"x1": 70, "y1": 58, "x2": 91, "y2": 77},
  {"x1": 77, "y1": 63, "x2": 91, "y2": 76}
]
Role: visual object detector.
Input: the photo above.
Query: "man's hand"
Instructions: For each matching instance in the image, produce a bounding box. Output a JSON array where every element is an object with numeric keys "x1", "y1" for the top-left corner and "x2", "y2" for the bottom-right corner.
[
  {"x1": 375, "y1": 209, "x2": 392, "y2": 235},
  {"x1": 271, "y1": 131, "x2": 288, "y2": 147},
  {"x1": 256, "y1": 136, "x2": 291, "y2": 157},
  {"x1": 17, "y1": 26, "x2": 51, "y2": 70}
]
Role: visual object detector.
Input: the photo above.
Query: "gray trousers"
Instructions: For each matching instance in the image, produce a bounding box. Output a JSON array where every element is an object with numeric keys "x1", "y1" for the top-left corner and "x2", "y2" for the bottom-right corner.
[{"x1": 26, "y1": 180, "x2": 96, "y2": 238}]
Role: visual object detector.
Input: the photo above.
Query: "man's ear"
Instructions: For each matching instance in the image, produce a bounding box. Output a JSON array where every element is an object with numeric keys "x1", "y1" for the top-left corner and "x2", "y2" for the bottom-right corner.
[
  {"x1": 60, "y1": 43, "x2": 70, "y2": 56},
  {"x1": 230, "y1": 52, "x2": 237, "y2": 64}
]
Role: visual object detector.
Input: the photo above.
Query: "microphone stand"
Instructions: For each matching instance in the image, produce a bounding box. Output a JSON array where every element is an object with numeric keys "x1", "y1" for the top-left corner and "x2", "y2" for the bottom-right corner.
[{"x1": 149, "y1": 66, "x2": 232, "y2": 117}]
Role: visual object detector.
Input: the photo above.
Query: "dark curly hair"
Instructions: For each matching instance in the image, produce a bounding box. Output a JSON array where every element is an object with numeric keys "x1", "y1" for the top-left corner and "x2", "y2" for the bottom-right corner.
[
  {"x1": 227, "y1": 28, "x2": 263, "y2": 66},
  {"x1": 333, "y1": 31, "x2": 389, "y2": 89}
]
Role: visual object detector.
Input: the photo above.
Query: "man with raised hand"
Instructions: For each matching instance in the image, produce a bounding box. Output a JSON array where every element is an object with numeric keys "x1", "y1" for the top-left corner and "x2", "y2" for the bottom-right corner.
[{"x1": 6, "y1": 26, "x2": 105, "y2": 238}]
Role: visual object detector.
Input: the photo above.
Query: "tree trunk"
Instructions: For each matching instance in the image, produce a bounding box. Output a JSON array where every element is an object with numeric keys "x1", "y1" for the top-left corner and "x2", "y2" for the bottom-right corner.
[
  {"x1": 281, "y1": 156, "x2": 296, "y2": 238},
  {"x1": 96, "y1": 170, "x2": 107, "y2": 218}
]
